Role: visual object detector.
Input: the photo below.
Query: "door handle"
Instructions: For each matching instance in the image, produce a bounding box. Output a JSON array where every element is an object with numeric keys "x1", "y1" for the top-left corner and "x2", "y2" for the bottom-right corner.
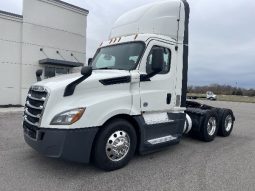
[{"x1": 167, "y1": 93, "x2": 171, "y2": 104}]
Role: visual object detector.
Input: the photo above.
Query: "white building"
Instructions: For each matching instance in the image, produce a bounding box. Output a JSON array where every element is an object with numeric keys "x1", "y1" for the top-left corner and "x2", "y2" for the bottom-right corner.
[{"x1": 0, "y1": 0, "x2": 88, "y2": 106}]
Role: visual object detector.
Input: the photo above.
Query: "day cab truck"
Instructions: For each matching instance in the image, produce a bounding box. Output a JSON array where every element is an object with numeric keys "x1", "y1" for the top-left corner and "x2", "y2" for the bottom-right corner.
[{"x1": 23, "y1": 0, "x2": 235, "y2": 171}]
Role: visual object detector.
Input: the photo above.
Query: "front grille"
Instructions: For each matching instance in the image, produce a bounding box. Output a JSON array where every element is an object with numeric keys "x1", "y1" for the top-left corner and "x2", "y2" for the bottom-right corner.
[
  {"x1": 27, "y1": 106, "x2": 41, "y2": 116},
  {"x1": 23, "y1": 121, "x2": 37, "y2": 139},
  {"x1": 23, "y1": 86, "x2": 48, "y2": 138},
  {"x1": 30, "y1": 90, "x2": 47, "y2": 99}
]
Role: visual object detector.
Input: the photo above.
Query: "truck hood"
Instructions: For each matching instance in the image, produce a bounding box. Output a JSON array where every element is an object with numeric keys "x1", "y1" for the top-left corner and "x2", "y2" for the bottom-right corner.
[
  {"x1": 35, "y1": 70, "x2": 131, "y2": 91},
  {"x1": 35, "y1": 70, "x2": 133, "y2": 128}
]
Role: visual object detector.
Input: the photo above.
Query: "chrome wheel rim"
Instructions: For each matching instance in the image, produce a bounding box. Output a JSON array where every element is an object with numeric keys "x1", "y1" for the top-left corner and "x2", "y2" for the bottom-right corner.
[
  {"x1": 207, "y1": 117, "x2": 217, "y2": 136},
  {"x1": 225, "y1": 115, "x2": 233, "y2": 132},
  {"x1": 106, "y1": 130, "x2": 130, "y2": 162}
]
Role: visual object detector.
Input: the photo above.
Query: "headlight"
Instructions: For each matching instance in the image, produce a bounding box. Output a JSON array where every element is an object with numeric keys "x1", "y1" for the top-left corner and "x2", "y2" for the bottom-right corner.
[{"x1": 50, "y1": 108, "x2": 85, "y2": 125}]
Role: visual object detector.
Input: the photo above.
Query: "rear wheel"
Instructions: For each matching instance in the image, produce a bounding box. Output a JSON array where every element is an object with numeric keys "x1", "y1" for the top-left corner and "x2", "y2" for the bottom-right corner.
[
  {"x1": 93, "y1": 119, "x2": 137, "y2": 171},
  {"x1": 199, "y1": 110, "x2": 219, "y2": 142},
  {"x1": 218, "y1": 109, "x2": 234, "y2": 137}
]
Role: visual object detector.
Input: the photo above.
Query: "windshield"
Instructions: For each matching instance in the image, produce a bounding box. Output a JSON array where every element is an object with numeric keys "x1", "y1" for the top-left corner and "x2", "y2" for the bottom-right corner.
[{"x1": 92, "y1": 42, "x2": 145, "y2": 70}]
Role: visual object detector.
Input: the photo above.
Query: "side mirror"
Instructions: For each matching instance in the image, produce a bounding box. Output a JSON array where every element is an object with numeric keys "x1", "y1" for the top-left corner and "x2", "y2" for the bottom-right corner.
[
  {"x1": 64, "y1": 66, "x2": 93, "y2": 97},
  {"x1": 36, "y1": 69, "x2": 43, "y2": 82},
  {"x1": 88, "y1": 58, "x2": 93, "y2": 66},
  {"x1": 141, "y1": 48, "x2": 164, "y2": 81},
  {"x1": 151, "y1": 48, "x2": 164, "y2": 73},
  {"x1": 81, "y1": 66, "x2": 92, "y2": 77}
]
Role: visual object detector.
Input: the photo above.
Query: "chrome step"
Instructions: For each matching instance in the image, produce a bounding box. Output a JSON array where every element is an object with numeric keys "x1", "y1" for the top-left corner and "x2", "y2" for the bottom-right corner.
[{"x1": 147, "y1": 135, "x2": 177, "y2": 145}]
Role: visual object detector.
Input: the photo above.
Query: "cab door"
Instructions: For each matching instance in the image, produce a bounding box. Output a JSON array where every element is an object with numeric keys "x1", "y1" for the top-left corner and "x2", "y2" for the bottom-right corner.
[{"x1": 139, "y1": 40, "x2": 177, "y2": 112}]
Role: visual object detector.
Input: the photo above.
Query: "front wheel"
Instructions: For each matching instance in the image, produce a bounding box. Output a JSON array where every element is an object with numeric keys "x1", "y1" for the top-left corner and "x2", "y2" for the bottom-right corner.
[{"x1": 92, "y1": 119, "x2": 137, "y2": 171}]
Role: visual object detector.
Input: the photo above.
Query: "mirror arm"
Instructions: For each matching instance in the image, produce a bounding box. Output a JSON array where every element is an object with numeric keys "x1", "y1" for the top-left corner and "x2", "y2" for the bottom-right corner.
[
  {"x1": 63, "y1": 75, "x2": 87, "y2": 97},
  {"x1": 64, "y1": 67, "x2": 92, "y2": 97},
  {"x1": 140, "y1": 71, "x2": 159, "y2": 81},
  {"x1": 36, "y1": 69, "x2": 43, "y2": 82},
  {"x1": 36, "y1": 76, "x2": 42, "y2": 82},
  {"x1": 88, "y1": 58, "x2": 93, "y2": 66}
]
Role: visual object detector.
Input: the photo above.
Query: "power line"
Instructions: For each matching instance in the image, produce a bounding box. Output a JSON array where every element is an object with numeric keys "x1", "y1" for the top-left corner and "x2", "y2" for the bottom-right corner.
[
  {"x1": 0, "y1": 37, "x2": 86, "y2": 55},
  {"x1": 23, "y1": 21, "x2": 86, "y2": 38},
  {"x1": 0, "y1": 61, "x2": 39, "y2": 66}
]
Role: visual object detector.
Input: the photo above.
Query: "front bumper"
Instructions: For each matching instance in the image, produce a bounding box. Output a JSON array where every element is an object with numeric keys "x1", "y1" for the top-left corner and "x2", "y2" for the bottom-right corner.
[{"x1": 23, "y1": 124, "x2": 99, "y2": 163}]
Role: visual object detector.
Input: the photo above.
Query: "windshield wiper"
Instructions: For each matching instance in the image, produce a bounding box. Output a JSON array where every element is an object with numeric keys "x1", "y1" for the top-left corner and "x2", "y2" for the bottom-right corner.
[
  {"x1": 93, "y1": 67, "x2": 127, "y2": 70},
  {"x1": 93, "y1": 67, "x2": 115, "y2": 70}
]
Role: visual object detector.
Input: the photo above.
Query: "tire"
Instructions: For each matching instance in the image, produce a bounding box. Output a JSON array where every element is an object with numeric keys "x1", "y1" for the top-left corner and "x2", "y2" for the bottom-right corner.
[
  {"x1": 92, "y1": 119, "x2": 137, "y2": 171},
  {"x1": 199, "y1": 110, "x2": 219, "y2": 142},
  {"x1": 218, "y1": 109, "x2": 234, "y2": 137}
]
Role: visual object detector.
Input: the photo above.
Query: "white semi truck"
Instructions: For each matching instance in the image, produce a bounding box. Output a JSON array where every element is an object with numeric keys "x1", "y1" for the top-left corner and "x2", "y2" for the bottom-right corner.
[{"x1": 23, "y1": 0, "x2": 235, "y2": 171}]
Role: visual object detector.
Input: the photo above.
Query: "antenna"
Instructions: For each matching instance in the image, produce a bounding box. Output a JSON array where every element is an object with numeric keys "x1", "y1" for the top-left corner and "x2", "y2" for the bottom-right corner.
[{"x1": 176, "y1": 2, "x2": 182, "y2": 45}]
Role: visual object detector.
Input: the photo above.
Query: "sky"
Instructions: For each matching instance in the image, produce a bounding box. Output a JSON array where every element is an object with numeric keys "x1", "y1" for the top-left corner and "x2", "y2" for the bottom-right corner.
[{"x1": 0, "y1": 0, "x2": 254, "y2": 88}]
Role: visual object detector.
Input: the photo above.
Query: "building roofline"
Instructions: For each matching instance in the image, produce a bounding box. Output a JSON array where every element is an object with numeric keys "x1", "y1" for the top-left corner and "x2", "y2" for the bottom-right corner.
[
  {"x1": 0, "y1": 0, "x2": 89, "y2": 18},
  {"x1": 0, "y1": 10, "x2": 23, "y2": 18},
  {"x1": 51, "y1": 0, "x2": 89, "y2": 14},
  {"x1": 39, "y1": 58, "x2": 84, "y2": 67}
]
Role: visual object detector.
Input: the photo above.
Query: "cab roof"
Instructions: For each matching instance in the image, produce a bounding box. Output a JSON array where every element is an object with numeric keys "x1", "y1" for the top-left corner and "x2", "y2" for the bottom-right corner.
[{"x1": 110, "y1": 0, "x2": 186, "y2": 44}]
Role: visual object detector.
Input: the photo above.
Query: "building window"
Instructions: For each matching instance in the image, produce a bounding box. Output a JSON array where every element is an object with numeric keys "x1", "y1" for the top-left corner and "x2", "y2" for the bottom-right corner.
[
  {"x1": 44, "y1": 67, "x2": 69, "y2": 78},
  {"x1": 56, "y1": 68, "x2": 69, "y2": 76}
]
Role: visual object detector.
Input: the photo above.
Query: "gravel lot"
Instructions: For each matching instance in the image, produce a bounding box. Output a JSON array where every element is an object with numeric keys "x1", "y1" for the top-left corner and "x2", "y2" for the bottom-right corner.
[{"x1": 0, "y1": 101, "x2": 255, "y2": 191}]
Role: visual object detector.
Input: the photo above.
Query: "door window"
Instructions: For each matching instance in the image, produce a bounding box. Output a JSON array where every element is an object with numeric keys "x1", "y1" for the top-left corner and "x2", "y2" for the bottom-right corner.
[{"x1": 146, "y1": 46, "x2": 171, "y2": 74}]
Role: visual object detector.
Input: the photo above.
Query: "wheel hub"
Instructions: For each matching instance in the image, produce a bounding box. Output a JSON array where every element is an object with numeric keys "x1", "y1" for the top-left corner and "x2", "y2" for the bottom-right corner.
[
  {"x1": 225, "y1": 115, "x2": 233, "y2": 132},
  {"x1": 207, "y1": 117, "x2": 217, "y2": 136},
  {"x1": 106, "y1": 131, "x2": 130, "y2": 162}
]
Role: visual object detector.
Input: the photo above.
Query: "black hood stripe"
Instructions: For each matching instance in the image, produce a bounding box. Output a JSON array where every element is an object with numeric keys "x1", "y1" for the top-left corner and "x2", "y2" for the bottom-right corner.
[{"x1": 99, "y1": 76, "x2": 131, "y2": 86}]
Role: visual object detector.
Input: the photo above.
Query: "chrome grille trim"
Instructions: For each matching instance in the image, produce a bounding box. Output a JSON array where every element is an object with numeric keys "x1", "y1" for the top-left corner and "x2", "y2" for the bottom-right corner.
[
  {"x1": 31, "y1": 85, "x2": 47, "y2": 92},
  {"x1": 24, "y1": 108, "x2": 41, "y2": 118},
  {"x1": 28, "y1": 94, "x2": 46, "y2": 101},
  {"x1": 23, "y1": 86, "x2": 50, "y2": 130},
  {"x1": 24, "y1": 116, "x2": 39, "y2": 127},
  {"x1": 26, "y1": 101, "x2": 43, "y2": 110}
]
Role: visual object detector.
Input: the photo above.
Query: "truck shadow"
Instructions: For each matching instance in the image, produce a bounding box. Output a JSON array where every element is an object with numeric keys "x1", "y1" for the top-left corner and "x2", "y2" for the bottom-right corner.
[{"x1": 25, "y1": 132, "x2": 253, "y2": 176}]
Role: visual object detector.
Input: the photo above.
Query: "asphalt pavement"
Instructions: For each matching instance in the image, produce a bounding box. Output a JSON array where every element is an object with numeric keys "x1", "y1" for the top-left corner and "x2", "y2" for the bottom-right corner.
[{"x1": 0, "y1": 101, "x2": 255, "y2": 191}]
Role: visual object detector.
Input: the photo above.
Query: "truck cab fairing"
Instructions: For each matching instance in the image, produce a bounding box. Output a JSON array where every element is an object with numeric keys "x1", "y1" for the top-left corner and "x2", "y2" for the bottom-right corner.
[{"x1": 31, "y1": 34, "x2": 185, "y2": 129}]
